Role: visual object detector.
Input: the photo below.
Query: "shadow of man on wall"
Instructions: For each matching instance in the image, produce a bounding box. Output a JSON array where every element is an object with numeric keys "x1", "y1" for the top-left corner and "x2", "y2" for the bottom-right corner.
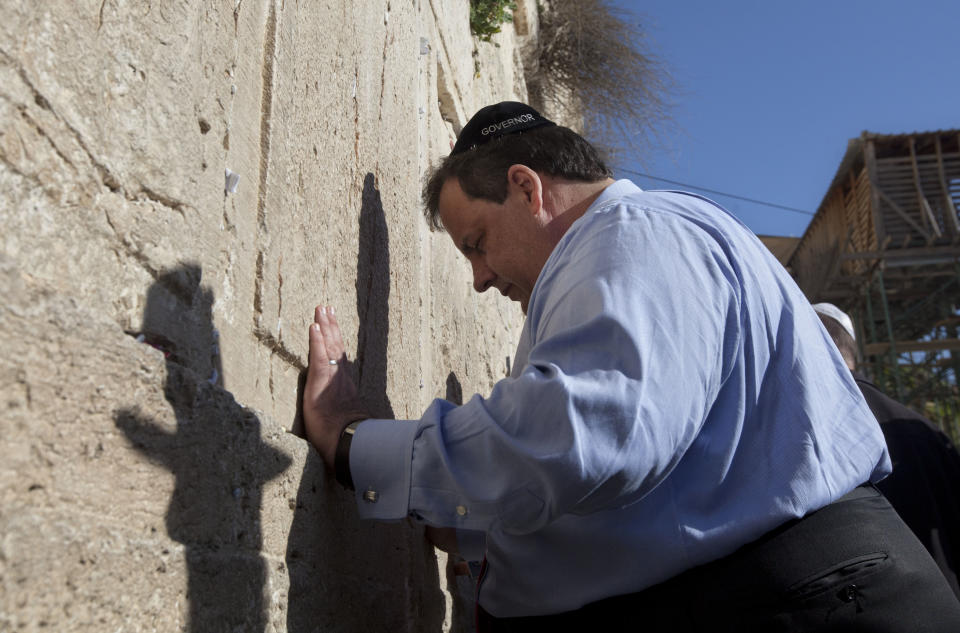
[
  {"x1": 115, "y1": 264, "x2": 291, "y2": 633},
  {"x1": 285, "y1": 173, "x2": 443, "y2": 631}
]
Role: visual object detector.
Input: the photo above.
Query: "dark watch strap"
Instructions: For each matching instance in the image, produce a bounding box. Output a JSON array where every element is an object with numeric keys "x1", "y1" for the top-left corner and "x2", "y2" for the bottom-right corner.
[{"x1": 334, "y1": 422, "x2": 360, "y2": 490}]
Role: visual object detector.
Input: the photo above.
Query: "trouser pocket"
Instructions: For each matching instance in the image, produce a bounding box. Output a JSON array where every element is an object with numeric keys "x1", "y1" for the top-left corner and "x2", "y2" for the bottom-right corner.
[{"x1": 784, "y1": 551, "x2": 889, "y2": 602}]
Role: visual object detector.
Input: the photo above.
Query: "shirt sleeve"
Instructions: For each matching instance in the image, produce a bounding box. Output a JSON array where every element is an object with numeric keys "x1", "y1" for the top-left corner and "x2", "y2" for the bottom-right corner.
[{"x1": 350, "y1": 204, "x2": 741, "y2": 536}]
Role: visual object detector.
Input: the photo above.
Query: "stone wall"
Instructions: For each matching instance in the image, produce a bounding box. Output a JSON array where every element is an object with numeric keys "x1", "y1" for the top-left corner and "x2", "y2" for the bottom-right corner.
[{"x1": 0, "y1": 1, "x2": 550, "y2": 630}]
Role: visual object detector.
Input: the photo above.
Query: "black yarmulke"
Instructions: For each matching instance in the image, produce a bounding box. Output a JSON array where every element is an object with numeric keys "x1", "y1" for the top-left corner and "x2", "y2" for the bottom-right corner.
[{"x1": 451, "y1": 101, "x2": 556, "y2": 155}]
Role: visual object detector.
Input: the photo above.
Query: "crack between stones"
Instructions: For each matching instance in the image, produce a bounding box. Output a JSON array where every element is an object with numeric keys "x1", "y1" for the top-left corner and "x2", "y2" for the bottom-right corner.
[
  {"x1": 255, "y1": 0, "x2": 278, "y2": 235},
  {"x1": 97, "y1": 0, "x2": 108, "y2": 32},
  {"x1": 372, "y1": 2, "x2": 392, "y2": 179},
  {"x1": 253, "y1": 327, "x2": 305, "y2": 371},
  {"x1": 427, "y1": 0, "x2": 468, "y2": 123},
  {"x1": 252, "y1": 1, "x2": 280, "y2": 350},
  {"x1": 353, "y1": 65, "x2": 360, "y2": 163},
  {"x1": 139, "y1": 185, "x2": 187, "y2": 220},
  {"x1": 253, "y1": 250, "x2": 265, "y2": 320}
]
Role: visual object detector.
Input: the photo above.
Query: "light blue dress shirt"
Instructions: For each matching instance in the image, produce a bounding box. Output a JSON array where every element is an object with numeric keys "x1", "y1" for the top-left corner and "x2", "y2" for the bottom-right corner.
[{"x1": 349, "y1": 179, "x2": 891, "y2": 617}]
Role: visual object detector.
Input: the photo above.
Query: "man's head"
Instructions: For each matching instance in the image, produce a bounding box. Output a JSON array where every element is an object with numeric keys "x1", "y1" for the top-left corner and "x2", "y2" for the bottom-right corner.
[
  {"x1": 813, "y1": 303, "x2": 858, "y2": 371},
  {"x1": 423, "y1": 103, "x2": 612, "y2": 231},
  {"x1": 422, "y1": 102, "x2": 613, "y2": 312}
]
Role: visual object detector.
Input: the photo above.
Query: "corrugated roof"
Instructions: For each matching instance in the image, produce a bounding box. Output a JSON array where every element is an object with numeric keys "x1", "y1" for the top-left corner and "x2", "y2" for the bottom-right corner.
[{"x1": 858, "y1": 128, "x2": 960, "y2": 142}]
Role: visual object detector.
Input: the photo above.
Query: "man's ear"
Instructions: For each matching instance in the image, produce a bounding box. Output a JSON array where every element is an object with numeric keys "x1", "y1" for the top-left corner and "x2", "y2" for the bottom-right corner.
[{"x1": 507, "y1": 164, "x2": 542, "y2": 216}]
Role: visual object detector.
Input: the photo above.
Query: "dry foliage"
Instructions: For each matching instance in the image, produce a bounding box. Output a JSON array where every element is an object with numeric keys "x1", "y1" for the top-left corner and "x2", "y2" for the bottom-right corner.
[{"x1": 528, "y1": 0, "x2": 674, "y2": 163}]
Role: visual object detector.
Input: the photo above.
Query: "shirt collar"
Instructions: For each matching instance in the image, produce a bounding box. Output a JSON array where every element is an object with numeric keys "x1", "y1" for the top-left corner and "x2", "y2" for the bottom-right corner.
[{"x1": 587, "y1": 179, "x2": 643, "y2": 212}]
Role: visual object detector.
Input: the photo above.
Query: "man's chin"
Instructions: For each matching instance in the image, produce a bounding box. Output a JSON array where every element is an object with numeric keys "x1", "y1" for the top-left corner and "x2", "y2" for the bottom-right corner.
[{"x1": 505, "y1": 287, "x2": 528, "y2": 314}]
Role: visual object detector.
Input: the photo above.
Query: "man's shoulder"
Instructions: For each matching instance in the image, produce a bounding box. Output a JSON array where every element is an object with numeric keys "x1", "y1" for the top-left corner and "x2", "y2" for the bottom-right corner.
[
  {"x1": 561, "y1": 192, "x2": 729, "y2": 271},
  {"x1": 578, "y1": 188, "x2": 731, "y2": 239}
]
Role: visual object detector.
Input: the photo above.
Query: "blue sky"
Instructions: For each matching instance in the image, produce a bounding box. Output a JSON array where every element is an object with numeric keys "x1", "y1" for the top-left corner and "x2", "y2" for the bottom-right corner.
[{"x1": 610, "y1": 0, "x2": 960, "y2": 237}]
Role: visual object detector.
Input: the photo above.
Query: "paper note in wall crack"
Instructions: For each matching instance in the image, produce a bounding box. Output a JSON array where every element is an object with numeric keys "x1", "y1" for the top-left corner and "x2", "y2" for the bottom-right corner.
[{"x1": 225, "y1": 168, "x2": 240, "y2": 194}]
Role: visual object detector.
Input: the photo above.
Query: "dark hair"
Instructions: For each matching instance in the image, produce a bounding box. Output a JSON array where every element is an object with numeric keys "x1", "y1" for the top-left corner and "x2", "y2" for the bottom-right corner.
[
  {"x1": 421, "y1": 125, "x2": 613, "y2": 231},
  {"x1": 819, "y1": 315, "x2": 858, "y2": 370}
]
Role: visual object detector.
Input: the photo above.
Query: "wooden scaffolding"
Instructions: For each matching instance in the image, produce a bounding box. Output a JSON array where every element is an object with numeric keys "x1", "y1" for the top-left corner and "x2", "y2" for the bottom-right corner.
[{"x1": 788, "y1": 129, "x2": 960, "y2": 437}]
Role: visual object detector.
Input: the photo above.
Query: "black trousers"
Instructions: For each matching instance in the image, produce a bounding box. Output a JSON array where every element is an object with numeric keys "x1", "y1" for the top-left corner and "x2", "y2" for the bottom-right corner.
[{"x1": 479, "y1": 486, "x2": 960, "y2": 632}]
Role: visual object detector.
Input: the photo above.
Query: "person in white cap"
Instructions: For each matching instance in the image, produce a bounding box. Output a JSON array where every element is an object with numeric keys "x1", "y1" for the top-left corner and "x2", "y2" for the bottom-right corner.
[
  {"x1": 812, "y1": 302, "x2": 856, "y2": 342},
  {"x1": 302, "y1": 102, "x2": 960, "y2": 631},
  {"x1": 814, "y1": 302, "x2": 960, "y2": 601}
]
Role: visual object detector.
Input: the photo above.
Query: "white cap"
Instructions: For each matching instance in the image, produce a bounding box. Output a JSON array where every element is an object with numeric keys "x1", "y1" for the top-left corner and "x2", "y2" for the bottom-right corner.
[{"x1": 812, "y1": 303, "x2": 855, "y2": 341}]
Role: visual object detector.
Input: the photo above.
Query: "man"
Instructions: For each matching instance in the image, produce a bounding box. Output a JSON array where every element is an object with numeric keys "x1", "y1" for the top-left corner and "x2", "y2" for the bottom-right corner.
[
  {"x1": 302, "y1": 102, "x2": 960, "y2": 630},
  {"x1": 814, "y1": 301, "x2": 960, "y2": 600}
]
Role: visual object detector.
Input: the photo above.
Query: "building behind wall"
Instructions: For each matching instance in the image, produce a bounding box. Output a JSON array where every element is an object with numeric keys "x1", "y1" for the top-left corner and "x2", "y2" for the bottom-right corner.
[{"x1": 789, "y1": 129, "x2": 960, "y2": 440}]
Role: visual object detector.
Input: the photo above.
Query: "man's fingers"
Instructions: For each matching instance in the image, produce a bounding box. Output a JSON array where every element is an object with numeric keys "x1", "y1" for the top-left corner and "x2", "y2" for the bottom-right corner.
[
  {"x1": 308, "y1": 318, "x2": 330, "y2": 374},
  {"x1": 329, "y1": 309, "x2": 346, "y2": 357},
  {"x1": 318, "y1": 305, "x2": 346, "y2": 361}
]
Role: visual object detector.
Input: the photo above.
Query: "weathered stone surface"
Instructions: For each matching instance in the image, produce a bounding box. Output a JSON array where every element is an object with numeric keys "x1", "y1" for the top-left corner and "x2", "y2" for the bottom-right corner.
[{"x1": 1, "y1": 1, "x2": 550, "y2": 630}]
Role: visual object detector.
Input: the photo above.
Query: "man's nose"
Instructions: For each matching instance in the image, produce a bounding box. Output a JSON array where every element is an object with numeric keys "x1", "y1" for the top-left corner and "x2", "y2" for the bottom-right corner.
[{"x1": 471, "y1": 259, "x2": 495, "y2": 293}]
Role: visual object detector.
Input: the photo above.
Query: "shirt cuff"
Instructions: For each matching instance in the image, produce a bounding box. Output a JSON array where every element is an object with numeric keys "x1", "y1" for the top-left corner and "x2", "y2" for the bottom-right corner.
[
  {"x1": 349, "y1": 418, "x2": 418, "y2": 520},
  {"x1": 456, "y1": 528, "x2": 486, "y2": 562}
]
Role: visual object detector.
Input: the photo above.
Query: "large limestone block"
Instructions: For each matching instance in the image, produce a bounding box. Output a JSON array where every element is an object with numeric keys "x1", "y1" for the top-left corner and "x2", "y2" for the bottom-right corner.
[
  {"x1": 0, "y1": 260, "x2": 446, "y2": 632},
  {"x1": 0, "y1": 260, "x2": 289, "y2": 632}
]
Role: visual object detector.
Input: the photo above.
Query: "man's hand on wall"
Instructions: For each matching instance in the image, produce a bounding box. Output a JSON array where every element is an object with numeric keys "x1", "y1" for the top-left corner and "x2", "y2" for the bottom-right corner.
[{"x1": 303, "y1": 305, "x2": 369, "y2": 469}]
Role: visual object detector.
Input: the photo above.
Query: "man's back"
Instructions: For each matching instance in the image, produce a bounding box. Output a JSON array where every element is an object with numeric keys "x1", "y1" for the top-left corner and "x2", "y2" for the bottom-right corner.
[
  {"x1": 855, "y1": 374, "x2": 960, "y2": 599},
  {"x1": 477, "y1": 183, "x2": 890, "y2": 614}
]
